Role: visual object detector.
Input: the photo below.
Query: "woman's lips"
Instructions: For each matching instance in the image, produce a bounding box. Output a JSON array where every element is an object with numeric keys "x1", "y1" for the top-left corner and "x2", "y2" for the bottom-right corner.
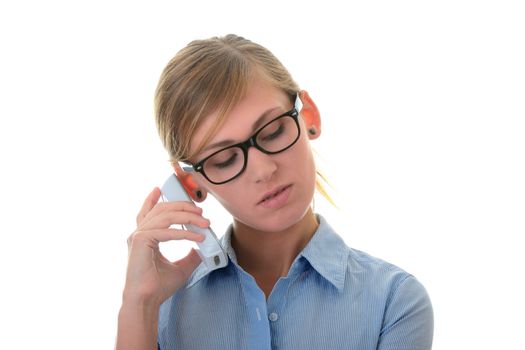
[{"x1": 257, "y1": 185, "x2": 292, "y2": 208}]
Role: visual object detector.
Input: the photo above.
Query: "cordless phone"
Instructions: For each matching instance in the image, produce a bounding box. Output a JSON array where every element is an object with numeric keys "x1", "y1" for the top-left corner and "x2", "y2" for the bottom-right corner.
[{"x1": 160, "y1": 173, "x2": 228, "y2": 272}]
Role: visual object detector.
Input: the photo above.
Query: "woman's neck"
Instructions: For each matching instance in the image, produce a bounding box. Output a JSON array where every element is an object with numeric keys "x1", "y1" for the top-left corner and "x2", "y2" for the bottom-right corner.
[{"x1": 231, "y1": 208, "x2": 319, "y2": 298}]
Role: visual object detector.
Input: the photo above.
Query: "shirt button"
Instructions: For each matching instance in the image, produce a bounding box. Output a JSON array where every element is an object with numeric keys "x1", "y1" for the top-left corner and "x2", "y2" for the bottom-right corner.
[{"x1": 268, "y1": 312, "x2": 279, "y2": 322}]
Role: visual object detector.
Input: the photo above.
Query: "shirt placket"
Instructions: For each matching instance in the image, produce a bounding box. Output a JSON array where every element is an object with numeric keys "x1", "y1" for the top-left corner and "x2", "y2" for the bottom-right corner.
[{"x1": 236, "y1": 267, "x2": 272, "y2": 350}]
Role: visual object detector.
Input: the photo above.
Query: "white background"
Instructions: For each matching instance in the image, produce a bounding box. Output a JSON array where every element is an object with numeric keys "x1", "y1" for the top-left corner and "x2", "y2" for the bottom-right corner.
[{"x1": 1, "y1": 1, "x2": 524, "y2": 349}]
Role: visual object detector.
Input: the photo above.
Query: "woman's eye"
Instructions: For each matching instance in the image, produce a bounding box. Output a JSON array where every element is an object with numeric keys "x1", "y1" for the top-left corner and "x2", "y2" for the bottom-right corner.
[
  {"x1": 262, "y1": 124, "x2": 284, "y2": 141},
  {"x1": 212, "y1": 153, "x2": 238, "y2": 169}
]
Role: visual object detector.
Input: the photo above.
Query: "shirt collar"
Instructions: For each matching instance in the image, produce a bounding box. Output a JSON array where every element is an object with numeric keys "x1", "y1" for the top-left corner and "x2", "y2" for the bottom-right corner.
[
  {"x1": 299, "y1": 214, "x2": 349, "y2": 292},
  {"x1": 186, "y1": 214, "x2": 349, "y2": 291}
]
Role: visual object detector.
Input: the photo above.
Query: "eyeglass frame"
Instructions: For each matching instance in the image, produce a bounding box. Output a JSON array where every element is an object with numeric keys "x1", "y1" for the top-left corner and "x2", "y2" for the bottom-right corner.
[{"x1": 181, "y1": 94, "x2": 303, "y2": 185}]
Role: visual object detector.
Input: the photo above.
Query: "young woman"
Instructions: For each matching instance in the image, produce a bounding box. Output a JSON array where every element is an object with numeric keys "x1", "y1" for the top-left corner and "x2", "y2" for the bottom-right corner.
[{"x1": 116, "y1": 34, "x2": 433, "y2": 350}]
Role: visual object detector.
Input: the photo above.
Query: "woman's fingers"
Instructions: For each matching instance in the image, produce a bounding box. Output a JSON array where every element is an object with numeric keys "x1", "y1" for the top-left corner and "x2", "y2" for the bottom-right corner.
[
  {"x1": 137, "y1": 194, "x2": 203, "y2": 228},
  {"x1": 138, "y1": 210, "x2": 210, "y2": 231},
  {"x1": 130, "y1": 227, "x2": 206, "y2": 245},
  {"x1": 123, "y1": 186, "x2": 213, "y2": 305}
]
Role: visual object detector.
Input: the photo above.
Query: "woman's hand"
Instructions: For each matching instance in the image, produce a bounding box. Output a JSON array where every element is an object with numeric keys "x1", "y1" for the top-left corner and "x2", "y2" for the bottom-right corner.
[
  {"x1": 123, "y1": 187, "x2": 208, "y2": 306},
  {"x1": 117, "y1": 187, "x2": 207, "y2": 350}
]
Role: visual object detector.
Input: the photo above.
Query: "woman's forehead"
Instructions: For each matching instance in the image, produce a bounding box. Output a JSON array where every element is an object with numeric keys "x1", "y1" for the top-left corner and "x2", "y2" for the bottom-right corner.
[{"x1": 189, "y1": 81, "x2": 290, "y2": 158}]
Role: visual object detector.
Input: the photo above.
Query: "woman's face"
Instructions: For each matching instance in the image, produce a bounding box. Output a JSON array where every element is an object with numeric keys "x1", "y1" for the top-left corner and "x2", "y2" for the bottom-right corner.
[{"x1": 188, "y1": 78, "x2": 318, "y2": 233}]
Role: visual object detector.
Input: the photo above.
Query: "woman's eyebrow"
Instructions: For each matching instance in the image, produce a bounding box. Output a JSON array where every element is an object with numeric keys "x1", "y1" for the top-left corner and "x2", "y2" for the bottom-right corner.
[
  {"x1": 250, "y1": 106, "x2": 281, "y2": 132},
  {"x1": 201, "y1": 106, "x2": 282, "y2": 153}
]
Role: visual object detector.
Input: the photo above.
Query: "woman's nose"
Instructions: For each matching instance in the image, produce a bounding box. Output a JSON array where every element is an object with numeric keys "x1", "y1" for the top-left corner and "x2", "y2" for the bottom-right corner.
[{"x1": 246, "y1": 147, "x2": 277, "y2": 183}]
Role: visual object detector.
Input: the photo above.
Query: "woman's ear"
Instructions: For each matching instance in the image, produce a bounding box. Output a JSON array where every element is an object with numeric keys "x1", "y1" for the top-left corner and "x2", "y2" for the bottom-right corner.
[
  {"x1": 299, "y1": 90, "x2": 321, "y2": 140},
  {"x1": 173, "y1": 162, "x2": 208, "y2": 202}
]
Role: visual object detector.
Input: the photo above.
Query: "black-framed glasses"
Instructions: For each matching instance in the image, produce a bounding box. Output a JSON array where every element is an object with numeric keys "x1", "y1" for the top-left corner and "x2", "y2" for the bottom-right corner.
[{"x1": 181, "y1": 94, "x2": 303, "y2": 185}]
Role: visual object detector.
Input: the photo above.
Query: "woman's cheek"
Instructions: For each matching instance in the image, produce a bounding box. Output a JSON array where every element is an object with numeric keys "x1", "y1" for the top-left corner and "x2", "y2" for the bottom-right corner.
[{"x1": 209, "y1": 188, "x2": 249, "y2": 216}]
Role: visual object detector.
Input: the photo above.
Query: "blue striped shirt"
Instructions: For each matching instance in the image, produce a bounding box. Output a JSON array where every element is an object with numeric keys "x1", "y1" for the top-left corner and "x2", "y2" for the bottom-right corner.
[{"x1": 158, "y1": 215, "x2": 433, "y2": 349}]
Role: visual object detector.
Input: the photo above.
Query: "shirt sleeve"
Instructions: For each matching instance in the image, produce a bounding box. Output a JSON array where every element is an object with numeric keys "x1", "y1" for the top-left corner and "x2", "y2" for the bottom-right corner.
[{"x1": 377, "y1": 275, "x2": 434, "y2": 350}]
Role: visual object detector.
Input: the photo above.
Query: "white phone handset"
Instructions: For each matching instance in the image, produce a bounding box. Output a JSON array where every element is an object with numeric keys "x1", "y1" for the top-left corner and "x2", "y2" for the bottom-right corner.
[{"x1": 160, "y1": 173, "x2": 228, "y2": 273}]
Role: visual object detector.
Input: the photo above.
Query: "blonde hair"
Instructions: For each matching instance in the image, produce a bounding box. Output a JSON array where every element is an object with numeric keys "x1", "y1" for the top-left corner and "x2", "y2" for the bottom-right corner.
[{"x1": 154, "y1": 34, "x2": 334, "y2": 205}]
